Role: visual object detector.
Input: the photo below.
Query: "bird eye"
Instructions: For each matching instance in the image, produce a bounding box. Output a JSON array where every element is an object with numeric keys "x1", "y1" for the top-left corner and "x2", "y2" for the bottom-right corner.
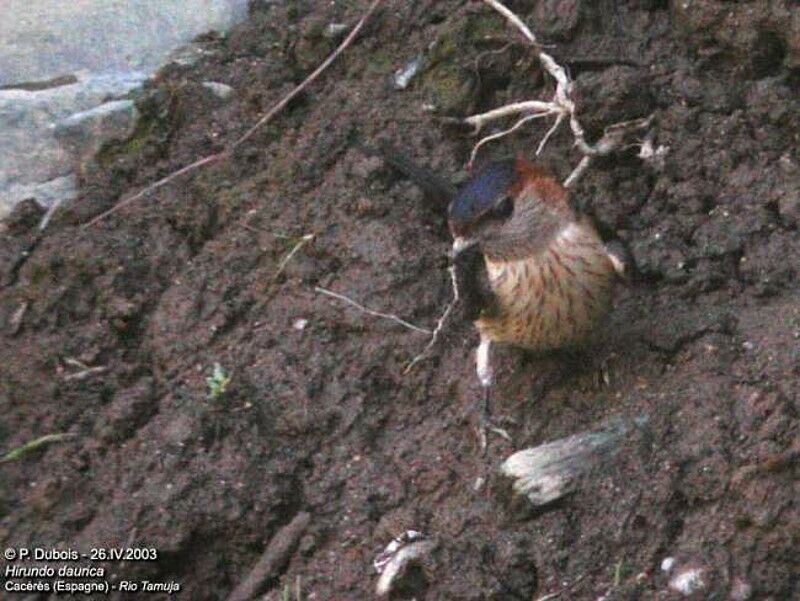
[{"x1": 490, "y1": 196, "x2": 514, "y2": 220}]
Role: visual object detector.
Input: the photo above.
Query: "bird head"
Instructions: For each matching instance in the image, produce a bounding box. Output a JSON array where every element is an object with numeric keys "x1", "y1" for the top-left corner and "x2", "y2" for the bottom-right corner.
[{"x1": 448, "y1": 158, "x2": 572, "y2": 260}]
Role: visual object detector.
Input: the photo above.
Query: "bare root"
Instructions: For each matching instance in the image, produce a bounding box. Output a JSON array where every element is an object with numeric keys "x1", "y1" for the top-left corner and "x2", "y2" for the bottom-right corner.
[{"x1": 466, "y1": 0, "x2": 653, "y2": 188}]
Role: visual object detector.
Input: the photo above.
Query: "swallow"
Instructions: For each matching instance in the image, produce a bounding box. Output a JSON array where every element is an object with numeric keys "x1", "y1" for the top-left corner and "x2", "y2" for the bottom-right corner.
[
  {"x1": 448, "y1": 158, "x2": 627, "y2": 450},
  {"x1": 375, "y1": 145, "x2": 627, "y2": 451}
]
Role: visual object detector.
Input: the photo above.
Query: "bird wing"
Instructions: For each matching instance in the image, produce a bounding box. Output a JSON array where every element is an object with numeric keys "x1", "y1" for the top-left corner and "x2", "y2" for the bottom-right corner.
[{"x1": 453, "y1": 244, "x2": 500, "y2": 322}]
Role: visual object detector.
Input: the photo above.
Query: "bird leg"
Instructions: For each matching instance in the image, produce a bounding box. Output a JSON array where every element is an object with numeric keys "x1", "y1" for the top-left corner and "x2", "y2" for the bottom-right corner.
[
  {"x1": 604, "y1": 240, "x2": 633, "y2": 281},
  {"x1": 476, "y1": 338, "x2": 512, "y2": 452}
]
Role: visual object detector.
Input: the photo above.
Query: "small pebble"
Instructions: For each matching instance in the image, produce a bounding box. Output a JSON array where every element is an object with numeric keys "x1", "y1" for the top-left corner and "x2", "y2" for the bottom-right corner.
[
  {"x1": 393, "y1": 57, "x2": 422, "y2": 90},
  {"x1": 202, "y1": 81, "x2": 235, "y2": 101},
  {"x1": 324, "y1": 23, "x2": 348, "y2": 38}
]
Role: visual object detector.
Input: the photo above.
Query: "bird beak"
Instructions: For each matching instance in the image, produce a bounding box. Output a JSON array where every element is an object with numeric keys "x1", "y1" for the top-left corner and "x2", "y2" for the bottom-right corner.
[{"x1": 452, "y1": 236, "x2": 477, "y2": 255}]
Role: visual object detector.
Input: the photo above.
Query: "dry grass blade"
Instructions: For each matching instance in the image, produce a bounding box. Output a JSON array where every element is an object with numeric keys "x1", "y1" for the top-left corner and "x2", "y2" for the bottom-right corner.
[
  {"x1": 84, "y1": 154, "x2": 222, "y2": 228},
  {"x1": 534, "y1": 573, "x2": 587, "y2": 601},
  {"x1": 229, "y1": 0, "x2": 383, "y2": 151},
  {"x1": 404, "y1": 263, "x2": 459, "y2": 373},
  {"x1": 315, "y1": 287, "x2": 431, "y2": 335},
  {"x1": 273, "y1": 234, "x2": 315, "y2": 281},
  {"x1": 1, "y1": 433, "x2": 76, "y2": 464}
]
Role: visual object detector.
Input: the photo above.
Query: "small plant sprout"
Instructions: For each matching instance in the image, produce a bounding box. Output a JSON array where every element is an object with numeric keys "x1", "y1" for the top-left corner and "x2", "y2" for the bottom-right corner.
[
  {"x1": 206, "y1": 363, "x2": 232, "y2": 400},
  {"x1": 613, "y1": 559, "x2": 625, "y2": 587},
  {"x1": 282, "y1": 576, "x2": 303, "y2": 601}
]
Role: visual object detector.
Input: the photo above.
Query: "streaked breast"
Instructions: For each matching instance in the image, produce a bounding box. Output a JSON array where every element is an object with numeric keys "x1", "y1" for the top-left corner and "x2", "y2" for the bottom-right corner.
[{"x1": 476, "y1": 221, "x2": 616, "y2": 350}]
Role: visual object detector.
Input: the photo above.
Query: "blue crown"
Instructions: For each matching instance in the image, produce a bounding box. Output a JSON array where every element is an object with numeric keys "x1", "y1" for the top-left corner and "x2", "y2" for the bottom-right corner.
[{"x1": 449, "y1": 160, "x2": 516, "y2": 227}]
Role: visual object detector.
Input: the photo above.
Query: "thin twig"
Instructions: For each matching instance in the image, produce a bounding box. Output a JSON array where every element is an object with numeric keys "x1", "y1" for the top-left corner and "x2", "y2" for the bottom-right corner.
[
  {"x1": 473, "y1": 42, "x2": 514, "y2": 78},
  {"x1": 536, "y1": 112, "x2": 564, "y2": 155},
  {"x1": 564, "y1": 115, "x2": 653, "y2": 187},
  {"x1": 273, "y1": 234, "x2": 314, "y2": 281},
  {"x1": 404, "y1": 263, "x2": 459, "y2": 373},
  {"x1": 85, "y1": 0, "x2": 384, "y2": 228},
  {"x1": 1, "y1": 433, "x2": 76, "y2": 464},
  {"x1": 63, "y1": 357, "x2": 90, "y2": 370},
  {"x1": 484, "y1": 0, "x2": 539, "y2": 45},
  {"x1": 534, "y1": 573, "x2": 587, "y2": 601},
  {"x1": 8, "y1": 301, "x2": 28, "y2": 336},
  {"x1": 38, "y1": 196, "x2": 65, "y2": 231},
  {"x1": 63, "y1": 365, "x2": 108, "y2": 382},
  {"x1": 125, "y1": 527, "x2": 138, "y2": 549},
  {"x1": 315, "y1": 286, "x2": 431, "y2": 335},
  {"x1": 563, "y1": 156, "x2": 592, "y2": 188},
  {"x1": 229, "y1": 0, "x2": 383, "y2": 150},
  {"x1": 84, "y1": 153, "x2": 223, "y2": 228}
]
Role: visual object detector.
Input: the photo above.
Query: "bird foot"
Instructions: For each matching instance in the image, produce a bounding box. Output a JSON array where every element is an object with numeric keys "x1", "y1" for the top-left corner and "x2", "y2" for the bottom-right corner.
[
  {"x1": 594, "y1": 352, "x2": 618, "y2": 389},
  {"x1": 477, "y1": 413, "x2": 513, "y2": 454}
]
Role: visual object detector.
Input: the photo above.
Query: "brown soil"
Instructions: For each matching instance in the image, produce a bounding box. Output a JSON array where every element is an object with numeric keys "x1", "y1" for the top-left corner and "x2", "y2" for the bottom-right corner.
[{"x1": 2, "y1": 1, "x2": 799, "y2": 599}]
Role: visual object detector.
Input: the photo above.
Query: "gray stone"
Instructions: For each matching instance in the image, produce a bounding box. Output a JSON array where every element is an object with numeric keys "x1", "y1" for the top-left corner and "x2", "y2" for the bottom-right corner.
[
  {"x1": 202, "y1": 81, "x2": 235, "y2": 101},
  {"x1": 0, "y1": 1, "x2": 249, "y2": 220},
  {"x1": 324, "y1": 23, "x2": 348, "y2": 39},
  {"x1": 3, "y1": 176, "x2": 78, "y2": 219},
  {"x1": 54, "y1": 99, "x2": 140, "y2": 163},
  {"x1": 393, "y1": 57, "x2": 422, "y2": 91},
  {"x1": 0, "y1": 0, "x2": 249, "y2": 87},
  {"x1": 0, "y1": 72, "x2": 144, "y2": 219},
  {"x1": 166, "y1": 43, "x2": 215, "y2": 69}
]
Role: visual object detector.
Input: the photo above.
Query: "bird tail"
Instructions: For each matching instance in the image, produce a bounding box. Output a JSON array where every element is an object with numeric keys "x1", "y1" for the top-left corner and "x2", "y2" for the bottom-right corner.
[{"x1": 361, "y1": 141, "x2": 456, "y2": 209}]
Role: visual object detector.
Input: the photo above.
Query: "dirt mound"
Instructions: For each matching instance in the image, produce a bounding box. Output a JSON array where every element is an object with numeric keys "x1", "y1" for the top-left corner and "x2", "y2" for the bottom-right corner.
[{"x1": 2, "y1": 1, "x2": 798, "y2": 598}]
